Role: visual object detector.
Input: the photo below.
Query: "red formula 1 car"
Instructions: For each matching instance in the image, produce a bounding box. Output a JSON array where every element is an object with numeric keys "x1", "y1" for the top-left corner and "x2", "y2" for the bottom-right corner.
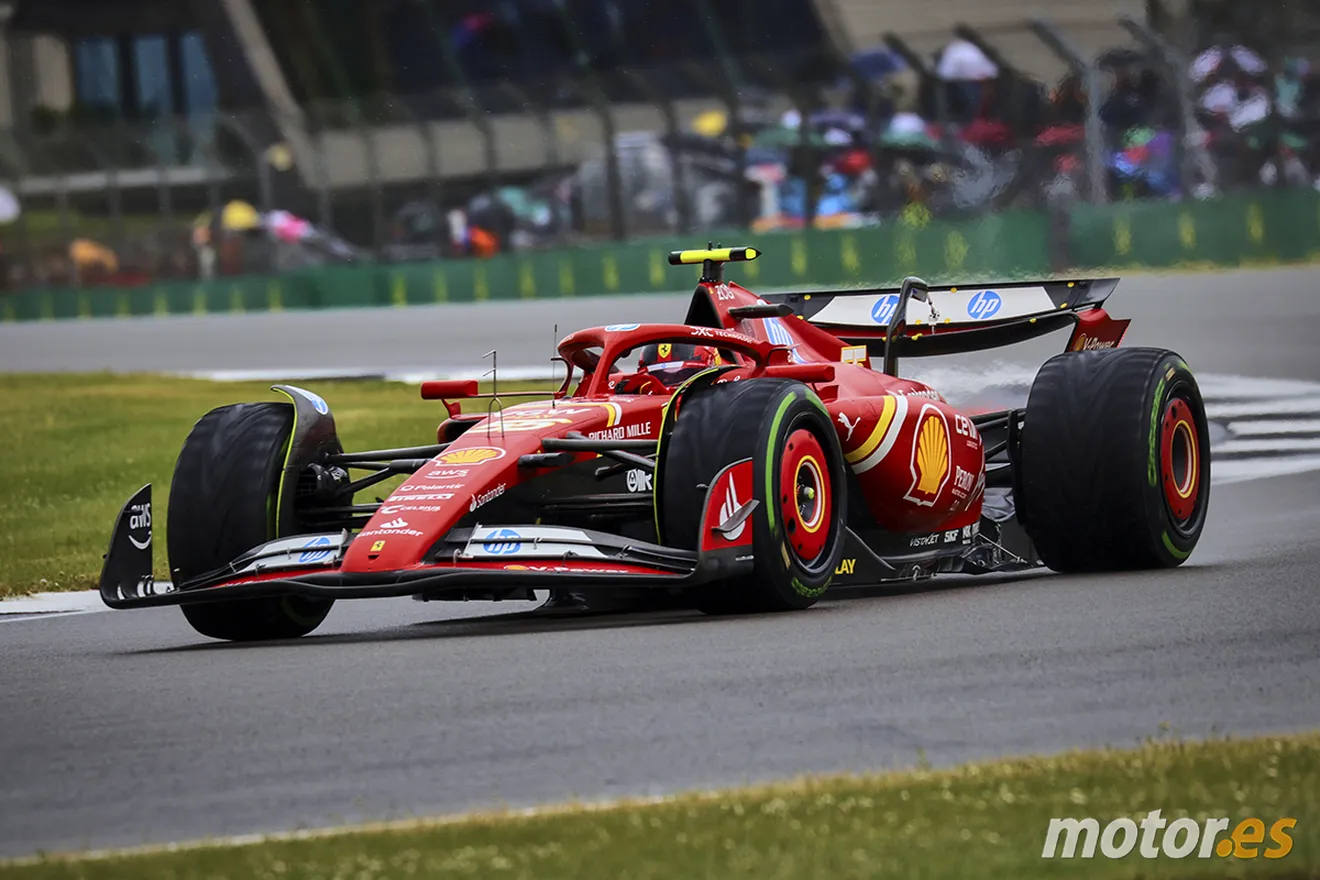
[{"x1": 100, "y1": 246, "x2": 1210, "y2": 641}]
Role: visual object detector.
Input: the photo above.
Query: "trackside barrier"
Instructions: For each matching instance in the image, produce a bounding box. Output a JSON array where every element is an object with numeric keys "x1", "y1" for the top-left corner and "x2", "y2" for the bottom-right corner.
[
  {"x1": 3, "y1": 194, "x2": 1318, "y2": 324},
  {"x1": 1067, "y1": 189, "x2": 1320, "y2": 271}
]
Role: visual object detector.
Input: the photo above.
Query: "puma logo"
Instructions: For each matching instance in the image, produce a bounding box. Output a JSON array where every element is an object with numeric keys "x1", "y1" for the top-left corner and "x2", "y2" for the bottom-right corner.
[{"x1": 837, "y1": 411, "x2": 860, "y2": 442}]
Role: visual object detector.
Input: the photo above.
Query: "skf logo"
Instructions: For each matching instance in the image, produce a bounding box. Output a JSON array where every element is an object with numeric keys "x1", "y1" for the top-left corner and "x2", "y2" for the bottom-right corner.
[
  {"x1": 1043, "y1": 811, "x2": 1295, "y2": 860},
  {"x1": 435, "y1": 446, "x2": 505, "y2": 466},
  {"x1": 904, "y1": 405, "x2": 951, "y2": 506}
]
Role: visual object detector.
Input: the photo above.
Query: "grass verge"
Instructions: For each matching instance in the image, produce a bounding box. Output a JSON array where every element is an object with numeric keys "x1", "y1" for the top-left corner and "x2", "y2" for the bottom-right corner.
[
  {"x1": 0, "y1": 372, "x2": 557, "y2": 598},
  {"x1": 2, "y1": 732, "x2": 1316, "y2": 878}
]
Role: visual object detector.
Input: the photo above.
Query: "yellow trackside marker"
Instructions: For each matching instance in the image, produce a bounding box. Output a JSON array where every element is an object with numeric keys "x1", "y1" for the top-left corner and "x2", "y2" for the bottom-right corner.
[
  {"x1": 519, "y1": 261, "x2": 535, "y2": 298},
  {"x1": 603, "y1": 254, "x2": 619, "y2": 291},
  {"x1": 117, "y1": 292, "x2": 131, "y2": 318},
  {"x1": 433, "y1": 270, "x2": 448, "y2": 303},
  {"x1": 649, "y1": 250, "x2": 664, "y2": 287},
  {"x1": 193, "y1": 288, "x2": 206, "y2": 315},
  {"x1": 559, "y1": 258, "x2": 575, "y2": 296},
  {"x1": 78, "y1": 292, "x2": 90, "y2": 319},
  {"x1": 267, "y1": 282, "x2": 283, "y2": 312},
  {"x1": 391, "y1": 273, "x2": 406, "y2": 308},
  {"x1": 897, "y1": 231, "x2": 916, "y2": 272},
  {"x1": 745, "y1": 252, "x2": 760, "y2": 278},
  {"x1": 2, "y1": 300, "x2": 14, "y2": 322},
  {"x1": 230, "y1": 286, "x2": 244, "y2": 313},
  {"x1": 841, "y1": 234, "x2": 860, "y2": 274},
  {"x1": 946, "y1": 230, "x2": 968, "y2": 271},
  {"x1": 39, "y1": 295, "x2": 52, "y2": 320},
  {"x1": 474, "y1": 264, "x2": 489, "y2": 300},
  {"x1": 791, "y1": 237, "x2": 807, "y2": 276},
  {"x1": 155, "y1": 289, "x2": 168, "y2": 315},
  {"x1": 1247, "y1": 203, "x2": 1264, "y2": 244},
  {"x1": 1115, "y1": 215, "x2": 1131, "y2": 255},
  {"x1": 1179, "y1": 211, "x2": 1196, "y2": 250}
]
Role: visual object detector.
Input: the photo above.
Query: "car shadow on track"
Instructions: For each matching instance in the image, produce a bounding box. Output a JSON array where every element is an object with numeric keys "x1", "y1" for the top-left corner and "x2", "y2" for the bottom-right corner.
[
  {"x1": 124, "y1": 560, "x2": 1233, "y2": 654},
  {"x1": 124, "y1": 569, "x2": 1081, "y2": 654}
]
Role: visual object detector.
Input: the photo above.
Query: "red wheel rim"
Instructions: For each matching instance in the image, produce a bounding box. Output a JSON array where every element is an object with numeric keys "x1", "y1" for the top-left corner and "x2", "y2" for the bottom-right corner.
[
  {"x1": 1160, "y1": 397, "x2": 1200, "y2": 522},
  {"x1": 779, "y1": 428, "x2": 831, "y2": 563}
]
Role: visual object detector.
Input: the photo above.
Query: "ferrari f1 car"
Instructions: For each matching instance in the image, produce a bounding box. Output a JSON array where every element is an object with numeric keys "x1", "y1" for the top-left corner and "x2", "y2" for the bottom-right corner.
[{"x1": 100, "y1": 245, "x2": 1210, "y2": 641}]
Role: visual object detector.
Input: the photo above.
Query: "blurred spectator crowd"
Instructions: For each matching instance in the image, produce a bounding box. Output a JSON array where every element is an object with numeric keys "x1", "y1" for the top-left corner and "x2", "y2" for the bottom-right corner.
[{"x1": 4, "y1": 30, "x2": 1319, "y2": 290}]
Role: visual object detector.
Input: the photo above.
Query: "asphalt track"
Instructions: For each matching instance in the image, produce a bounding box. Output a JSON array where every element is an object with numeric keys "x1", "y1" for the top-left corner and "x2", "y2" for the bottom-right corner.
[{"x1": 1, "y1": 265, "x2": 1319, "y2": 859}]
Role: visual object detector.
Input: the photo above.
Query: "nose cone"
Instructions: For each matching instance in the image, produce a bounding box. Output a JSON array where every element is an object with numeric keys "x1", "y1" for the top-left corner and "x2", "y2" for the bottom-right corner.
[{"x1": 338, "y1": 396, "x2": 666, "y2": 572}]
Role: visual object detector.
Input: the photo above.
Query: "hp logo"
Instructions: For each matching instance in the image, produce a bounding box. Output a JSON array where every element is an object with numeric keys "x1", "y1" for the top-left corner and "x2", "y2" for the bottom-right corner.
[
  {"x1": 482, "y1": 528, "x2": 523, "y2": 555},
  {"x1": 967, "y1": 290, "x2": 1002, "y2": 320},
  {"x1": 298, "y1": 535, "x2": 334, "y2": 564},
  {"x1": 870, "y1": 294, "x2": 900, "y2": 325}
]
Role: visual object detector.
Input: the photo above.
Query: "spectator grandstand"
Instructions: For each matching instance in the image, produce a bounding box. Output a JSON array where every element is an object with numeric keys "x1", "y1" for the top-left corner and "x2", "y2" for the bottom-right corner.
[{"x1": 0, "y1": 0, "x2": 1316, "y2": 289}]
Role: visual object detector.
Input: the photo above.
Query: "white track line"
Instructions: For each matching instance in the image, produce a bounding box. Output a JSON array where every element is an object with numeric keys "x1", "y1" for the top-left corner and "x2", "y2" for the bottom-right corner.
[
  {"x1": 1205, "y1": 396, "x2": 1320, "y2": 419},
  {"x1": 1196, "y1": 375, "x2": 1320, "y2": 398},
  {"x1": 1213, "y1": 437, "x2": 1320, "y2": 454},
  {"x1": 0, "y1": 590, "x2": 105, "y2": 618},
  {"x1": 1212, "y1": 455, "x2": 1320, "y2": 485},
  {"x1": 1227, "y1": 419, "x2": 1320, "y2": 436}
]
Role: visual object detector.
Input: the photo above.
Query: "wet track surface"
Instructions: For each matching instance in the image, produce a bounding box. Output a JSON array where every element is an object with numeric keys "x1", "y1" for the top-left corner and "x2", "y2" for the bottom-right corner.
[{"x1": 1, "y1": 266, "x2": 1319, "y2": 857}]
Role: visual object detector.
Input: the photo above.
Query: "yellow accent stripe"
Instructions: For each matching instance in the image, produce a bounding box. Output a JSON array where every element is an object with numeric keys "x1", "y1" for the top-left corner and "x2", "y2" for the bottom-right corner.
[
  {"x1": 853, "y1": 395, "x2": 910, "y2": 474},
  {"x1": 1174, "y1": 420, "x2": 1198, "y2": 497},
  {"x1": 845, "y1": 396, "x2": 896, "y2": 464},
  {"x1": 668, "y1": 247, "x2": 759, "y2": 265}
]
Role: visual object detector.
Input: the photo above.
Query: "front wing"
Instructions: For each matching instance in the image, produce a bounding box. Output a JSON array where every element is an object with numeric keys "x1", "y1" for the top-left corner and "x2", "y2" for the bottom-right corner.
[{"x1": 98, "y1": 485, "x2": 749, "y2": 610}]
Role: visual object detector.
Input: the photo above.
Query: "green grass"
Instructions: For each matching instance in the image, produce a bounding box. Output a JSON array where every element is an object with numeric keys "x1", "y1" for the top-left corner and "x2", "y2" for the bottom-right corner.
[
  {"x1": 0, "y1": 372, "x2": 557, "y2": 598},
  {"x1": 1, "y1": 732, "x2": 1316, "y2": 878}
]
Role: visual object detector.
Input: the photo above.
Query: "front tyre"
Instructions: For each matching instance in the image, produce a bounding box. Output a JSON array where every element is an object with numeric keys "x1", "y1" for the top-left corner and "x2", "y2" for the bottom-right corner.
[
  {"x1": 1017, "y1": 347, "x2": 1210, "y2": 571},
  {"x1": 168, "y1": 402, "x2": 334, "y2": 641},
  {"x1": 659, "y1": 378, "x2": 848, "y2": 614}
]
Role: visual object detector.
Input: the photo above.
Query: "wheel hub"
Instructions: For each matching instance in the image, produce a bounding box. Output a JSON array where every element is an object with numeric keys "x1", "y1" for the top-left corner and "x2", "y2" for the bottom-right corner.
[{"x1": 779, "y1": 428, "x2": 831, "y2": 563}]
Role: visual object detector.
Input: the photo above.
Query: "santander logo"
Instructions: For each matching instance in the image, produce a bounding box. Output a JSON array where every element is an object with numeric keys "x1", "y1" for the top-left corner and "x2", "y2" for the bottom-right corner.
[{"x1": 718, "y1": 477, "x2": 745, "y2": 541}]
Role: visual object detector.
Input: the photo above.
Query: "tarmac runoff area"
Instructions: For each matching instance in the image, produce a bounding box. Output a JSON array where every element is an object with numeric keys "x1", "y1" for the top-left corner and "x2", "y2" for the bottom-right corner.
[{"x1": 0, "y1": 264, "x2": 1317, "y2": 858}]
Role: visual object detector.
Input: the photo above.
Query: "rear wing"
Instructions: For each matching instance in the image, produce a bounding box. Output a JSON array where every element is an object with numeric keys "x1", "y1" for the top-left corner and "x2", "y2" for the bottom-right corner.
[{"x1": 763, "y1": 277, "x2": 1124, "y2": 368}]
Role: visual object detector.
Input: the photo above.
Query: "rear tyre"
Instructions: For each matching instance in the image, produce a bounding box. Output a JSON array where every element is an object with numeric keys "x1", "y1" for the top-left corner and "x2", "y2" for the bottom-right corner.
[
  {"x1": 1017, "y1": 347, "x2": 1210, "y2": 571},
  {"x1": 167, "y1": 402, "x2": 334, "y2": 641},
  {"x1": 659, "y1": 379, "x2": 847, "y2": 614}
]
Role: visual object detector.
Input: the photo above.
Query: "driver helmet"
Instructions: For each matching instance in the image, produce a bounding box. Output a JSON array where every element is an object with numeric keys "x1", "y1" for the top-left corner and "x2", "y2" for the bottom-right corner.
[{"x1": 636, "y1": 342, "x2": 722, "y2": 387}]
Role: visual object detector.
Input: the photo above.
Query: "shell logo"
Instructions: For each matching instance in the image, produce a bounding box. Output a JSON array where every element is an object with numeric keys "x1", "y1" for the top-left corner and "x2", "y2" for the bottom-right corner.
[
  {"x1": 904, "y1": 405, "x2": 951, "y2": 506},
  {"x1": 434, "y1": 446, "x2": 506, "y2": 466}
]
